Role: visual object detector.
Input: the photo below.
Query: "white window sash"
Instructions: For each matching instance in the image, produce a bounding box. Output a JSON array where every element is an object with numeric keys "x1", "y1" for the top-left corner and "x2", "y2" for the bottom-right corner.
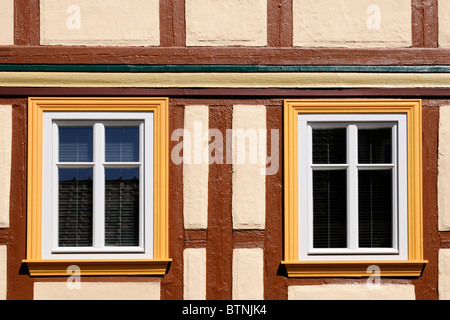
[
  {"x1": 42, "y1": 112, "x2": 154, "y2": 260},
  {"x1": 298, "y1": 113, "x2": 408, "y2": 261}
]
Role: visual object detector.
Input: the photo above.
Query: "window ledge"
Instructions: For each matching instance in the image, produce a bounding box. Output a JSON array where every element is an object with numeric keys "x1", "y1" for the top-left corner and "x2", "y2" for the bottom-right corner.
[
  {"x1": 281, "y1": 260, "x2": 428, "y2": 278},
  {"x1": 23, "y1": 259, "x2": 172, "y2": 276}
]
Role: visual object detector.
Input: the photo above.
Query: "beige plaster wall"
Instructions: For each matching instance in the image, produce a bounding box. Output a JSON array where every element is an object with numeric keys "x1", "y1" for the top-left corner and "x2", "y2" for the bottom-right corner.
[
  {"x1": 183, "y1": 105, "x2": 209, "y2": 229},
  {"x1": 0, "y1": 106, "x2": 12, "y2": 228},
  {"x1": 288, "y1": 284, "x2": 415, "y2": 300},
  {"x1": 439, "y1": 0, "x2": 450, "y2": 47},
  {"x1": 185, "y1": 0, "x2": 267, "y2": 46},
  {"x1": 34, "y1": 282, "x2": 161, "y2": 300},
  {"x1": 0, "y1": 246, "x2": 6, "y2": 300},
  {"x1": 232, "y1": 105, "x2": 266, "y2": 229},
  {"x1": 293, "y1": 0, "x2": 411, "y2": 47},
  {"x1": 439, "y1": 106, "x2": 450, "y2": 230},
  {"x1": 40, "y1": 0, "x2": 160, "y2": 46},
  {"x1": 232, "y1": 248, "x2": 264, "y2": 300},
  {"x1": 183, "y1": 248, "x2": 207, "y2": 300},
  {"x1": 439, "y1": 249, "x2": 450, "y2": 299},
  {"x1": 0, "y1": 0, "x2": 14, "y2": 45}
]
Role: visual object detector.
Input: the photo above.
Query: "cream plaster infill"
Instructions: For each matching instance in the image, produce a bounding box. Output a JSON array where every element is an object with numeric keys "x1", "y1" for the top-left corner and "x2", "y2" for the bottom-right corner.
[
  {"x1": 184, "y1": 248, "x2": 207, "y2": 300},
  {"x1": 183, "y1": 105, "x2": 209, "y2": 230},
  {"x1": 439, "y1": 106, "x2": 450, "y2": 230},
  {"x1": 0, "y1": 106, "x2": 12, "y2": 228},
  {"x1": 40, "y1": 0, "x2": 160, "y2": 46},
  {"x1": 439, "y1": 0, "x2": 450, "y2": 47},
  {"x1": 293, "y1": 0, "x2": 411, "y2": 48},
  {"x1": 0, "y1": 0, "x2": 14, "y2": 45},
  {"x1": 185, "y1": 0, "x2": 267, "y2": 46},
  {"x1": 233, "y1": 248, "x2": 264, "y2": 300},
  {"x1": 439, "y1": 249, "x2": 450, "y2": 299},
  {"x1": 34, "y1": 281, "x2": 161, "y2": 300},
  {"x1": 288, "y1": 284, "x2": 415, "y2": 300},
  {"x1": 232, "y1": 105, "x2": 266, "y2": 230},
  {"x1": 0, "y1": 246, "x2": 6, "y2": 300}
]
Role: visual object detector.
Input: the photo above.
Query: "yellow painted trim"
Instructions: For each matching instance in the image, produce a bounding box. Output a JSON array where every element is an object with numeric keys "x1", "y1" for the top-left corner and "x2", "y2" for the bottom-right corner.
[
  {"x1": 281, "y1": 260, "x2": 427, "y2": 278},
  {"x1": 23, "y1": 259, "x2": 172, "y2": 276},
  {"x1": 25, "y1": 97, "x2": 170, "y2": 276},
  {"x1": 283, "y1": 99, "x2": 427, "y2": 277},
  {"x1": 283, "y1": 99, "x2": 299, "y2": 261},
  {"x1": 2, "y1": 72, "x2": 450, "y2": 88}
]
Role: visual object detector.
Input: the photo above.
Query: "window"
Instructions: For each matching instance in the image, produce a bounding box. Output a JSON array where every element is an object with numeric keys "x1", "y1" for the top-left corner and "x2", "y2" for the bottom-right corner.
[
  {"x1": 24, "y1": 98, "x2": 170, "y2": 276},
  {"x1": 43, "y1": 115, "x2": 152, "y2": 259},
  {"x1": 298, "y1": 114, "x2": 407, "y2": 261},
  {"x1": 282, "y1": 100, "x2": 427, "y2": 277}
]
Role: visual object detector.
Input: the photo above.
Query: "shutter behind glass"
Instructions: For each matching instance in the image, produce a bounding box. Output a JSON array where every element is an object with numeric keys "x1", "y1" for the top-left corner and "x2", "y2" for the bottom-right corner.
[
  {"x1": 313, "y1": 170, "x2": 347, "y2": 249},
  {"x1": 104, "y1": 126, "x2": 141, "y2": 247},
  {"x1": 358, "y1": 128, "x2": 392, "y2": 164},
  {"x1": 358, "y1": 170, "x2": 393, "y2": 248},
  {"x1": 59, "y1": 126, "x2": 93, "y2": 162},
  {"x1": 58, "y1": 126, "x2": 94, "y2": 247},
  {"x1": 313, "y1": 128, "x2": 346, "y2": 164},
  {"x1": 58, "y1": 168, "x2": 93, "y2": 247},
  {"x1": 312, "y1": 128, "x2": 347, "y2": 249},
  {"x1": 105, "y1": 127, "x2": 139, "y2": 162},
  {"x1": 105, "y1": 168, "x2": 140, "y2": 246},
  {"x1": 358, "y1": 127, "x2": 393, "y2": 248}
]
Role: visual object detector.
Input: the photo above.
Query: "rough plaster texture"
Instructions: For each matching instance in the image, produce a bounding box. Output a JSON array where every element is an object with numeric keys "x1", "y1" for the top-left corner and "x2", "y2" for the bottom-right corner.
[
  {"x1": 232, "y1": 105, "x2": 266, "y2": 230},
  {"x1": 288, "y1": 284, "x2": 415, "y2": 300},
  {"x1": 34, "y1": 282, "x2": 160, "y2": 300},
  {"x1": 183, "y1": 105, "x2": 209, "y2": 229},
  {"x1": 0, "y1": 246, "x2": 6, "y2": 300},
  {"x1": 40, "y1": 0, "x2": 159, "y2": 46},
  {"x1": 232, "y1": 248, "x2": 264, "y2": 300},
  {"x1": 0, "y1": 106, "x2": 12, "y2": 228},
  {"x1": 440, "y1": 249, "x2": 450, "y2": 299},
  {"x1": 0, "y1": 0, "x2": 14, "y2": 45},
  {"x1": 183, "y1": 248, "x2": 206, "y2": 300},
  {"x1": 186, "y1": 0, "x2": 267, "y2": 46},
  {"x1": 439, "y1": 106, "x2": 450, "y2": 230},
  {"x1": 439, "y1": 0, "x2": 450, "y2": 47},
  {"x1": 293, "y1": 0, "x2": 411, "y2": 47}
]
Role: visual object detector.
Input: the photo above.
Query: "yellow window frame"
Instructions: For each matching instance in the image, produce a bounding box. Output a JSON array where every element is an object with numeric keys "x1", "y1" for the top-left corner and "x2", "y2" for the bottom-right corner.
[
  {"x1": 24, "y1": 97, "x2": 171, "y2": 276},
  {"x1": 282, "y1": 99, "x2": 427, "y2": 277}
]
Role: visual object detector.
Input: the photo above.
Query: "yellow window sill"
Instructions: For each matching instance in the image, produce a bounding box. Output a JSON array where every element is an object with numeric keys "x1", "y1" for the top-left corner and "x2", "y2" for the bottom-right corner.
[
  {"x1": 23, "y1": 259, "x2": 172, "y2": 276},
  {"x1": 281, "y1": 260, "x2": 428, "y2": 278}
]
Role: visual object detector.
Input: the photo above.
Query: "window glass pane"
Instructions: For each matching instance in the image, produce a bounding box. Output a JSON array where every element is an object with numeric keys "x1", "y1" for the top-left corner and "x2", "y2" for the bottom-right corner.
[
  {"x1": 58, "y1": 168, "x2": 93, "y2": 247},
  {"x1": 313, "y1": 128, "x2": 346, "y2": 164},
  {"x1": 105, "y1": 127, "x2": 140, "y2": 162},
  {"x1": 313, "y1": 170, "x2": 347, "y2": 248},
  {"x1": 358, "y1": 128, "x2": 392, "y2": 164},
  {"x1": 105, "y1": 168, "x2": 140, "y2": 247},
  {"x1": 59, "y1": 126, "x2": 93, "y2": 162},
  {"x1": 358, "y1": 170, "x2": 393, "y2": 248}
]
